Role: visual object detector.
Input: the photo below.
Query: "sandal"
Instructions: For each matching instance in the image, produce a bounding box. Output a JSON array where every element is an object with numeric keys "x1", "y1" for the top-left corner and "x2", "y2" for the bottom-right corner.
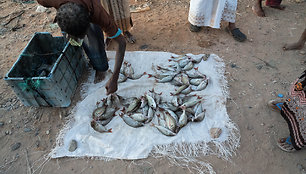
[
  {"x1": 189, "y1": 23, "x2": 201, "y2": 32},
  {"x1": 267, "y1": 99, "x2": 285, "y2": 112},
  {"x1": 226, "y1": 27, "x2": 247, "y2": 42},
  {"x1": 277, "y1": 137, "x2": 296, "y2": 152}
]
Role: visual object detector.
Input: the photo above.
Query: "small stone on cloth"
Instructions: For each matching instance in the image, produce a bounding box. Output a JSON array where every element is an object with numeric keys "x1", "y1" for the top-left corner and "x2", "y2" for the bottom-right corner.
[
  {"x1": 210, "y1": 128, "x2": 222, "y2": 139},
  {"x1": 69, "y1": 140, "x2": 77, "y2": 152}
]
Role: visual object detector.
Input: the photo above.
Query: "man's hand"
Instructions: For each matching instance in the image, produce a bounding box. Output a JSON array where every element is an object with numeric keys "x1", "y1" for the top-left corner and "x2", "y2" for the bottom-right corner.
[
  {"x1": 105, "y1": 34, "x2": 125, "y2": 95},
  {"x1": 105, "y1": 76, "x2": 118, "y2": 95}
]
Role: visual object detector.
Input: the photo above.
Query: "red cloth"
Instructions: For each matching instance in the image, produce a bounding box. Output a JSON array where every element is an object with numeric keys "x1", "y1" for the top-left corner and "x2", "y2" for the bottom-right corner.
[{"x1": 266, "y1": 0, "x2": 282, "y2": 6}]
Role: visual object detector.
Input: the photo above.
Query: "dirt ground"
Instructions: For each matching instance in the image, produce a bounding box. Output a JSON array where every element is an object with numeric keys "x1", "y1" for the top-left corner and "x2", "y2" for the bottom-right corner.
[{"x1": 0, "y1": 0, "x2": 306, "y2": 173}]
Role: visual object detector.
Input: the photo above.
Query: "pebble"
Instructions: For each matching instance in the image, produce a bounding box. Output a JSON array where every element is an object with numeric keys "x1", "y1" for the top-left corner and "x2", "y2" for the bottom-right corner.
[
  {"x1": 24, "y1": 127, "x2": 32, "y2": 132},
  {"x1": 11, "y1": 142, "x2": 21, "y2": 151},
  {"x1": 210, "y1": 128, "x2": 222, "y2": 139},
  {"x1": 256, "y1": 64, "x2": 263, "y2": 70},
  {"x1": 139, "y1": 44, "x2": 149, "y2": 50},
  {"x1": 46, "y1": 130, "x2": 50, "y2": 135},
  {"x1": 5, "y1": 130, "x2": 11, "y2": 135},
  {"x1": 69, "y1": 140, "x2": 78, "y2": 152},
  {"x1": 0, "y1": 121, "x2": 4, "y2": 127},
  {"x1": 300, "y1": 51, "x2": 306, "y2": 55},
  {"x1": 230, "y1": 63, "x2": 237, "y2": 68}
]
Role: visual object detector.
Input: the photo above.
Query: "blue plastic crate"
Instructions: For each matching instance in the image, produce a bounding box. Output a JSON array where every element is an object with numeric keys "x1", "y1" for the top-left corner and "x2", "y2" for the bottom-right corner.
[{"x1": 4, "y1": 32, "x2": 86, "y2": 107}]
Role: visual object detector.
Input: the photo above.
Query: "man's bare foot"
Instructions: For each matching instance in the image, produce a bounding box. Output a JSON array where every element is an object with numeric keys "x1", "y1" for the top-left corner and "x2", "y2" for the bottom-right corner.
[
  {"x1": 252, "y1": 4, "x2": 265, "y2": 17},
  {"x1": 268, "y1": 5, "x2": 285, "y2": 10},
  {"x1": 124, "y1": 31, "x2": 136, "y2": 44},
  {"x1": 283, "y1": 42, "x2": 304, "y2": 51},
  {"x1": 94, "y1": 70, "x2": 106, "y2": 84}
]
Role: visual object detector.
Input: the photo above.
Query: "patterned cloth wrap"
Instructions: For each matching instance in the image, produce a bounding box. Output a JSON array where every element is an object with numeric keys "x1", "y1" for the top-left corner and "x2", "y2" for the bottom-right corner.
[{"x1": 281, "y1": 71, "x2": 306, "y2": 150}]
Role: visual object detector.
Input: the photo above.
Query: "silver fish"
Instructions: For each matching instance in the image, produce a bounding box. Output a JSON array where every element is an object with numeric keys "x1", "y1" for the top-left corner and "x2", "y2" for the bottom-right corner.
[
  {"x1": 145, "y1": 107, "x2": 154, "y2": 123},
  {"x1": 164, "y1": 111, "x2": 177, "y2": 132},
  {"x1": 181, "y1": 86, "x2": 192, "y2": 94},
  {"x1": 120, "y1": 61, "x2": 128, "y2": 74},
  {"x1": 191, "y1": 79, "x2": 208, "y2": 91},
  {"x1": 159, "y1": 102, "x2": 178, "y2": 111},
  {"x1": 171, "y1": 85, "x2": 188, "y2": 95},
  {"x1": 189, "y1": 55, "x2": 203, "y2": 64},
  {"x1": 178, "y1": 107, "x2": 187, "y2": 128},
  {"x1": 165, "y1": 109, "x2": 179, "y2": 122},
  {"x1": 190, "y1": 78, "x2": 203, "y2": 86},
  {"x1": 121, "y1": 114, "x2": 144, "y2": 128},
  {"x1": 179, "y1": 59, "x2": 190, "y2": 68},
  {"x1": 130, "y1": 72, "x2": 146, "y2": 80},
  {"x1": 182, "y1": 96, "x2": 202, "y2": 108},
  {"x1": 186, "y1": 69, "x2": 206, "y2": 78},
  {"x1": 182, "y1": 62, "x2": 194, "y2": 71},
  {"x1": 118, "y1": 73, "x2": 127, "y2": 83},
  {"x1": 102, "y1": 107, "x2": 117, "y2": 120},
  {"x1": 171, "y1": 75, "x2": 184, "y2": 86},
  {"x1": 192, "y1": 110, "x2": 205, "y2": 122},
  {"x1": 202, "y1": 54, "x2": 210, "y2": 61},
  {"x1": 130, "y1": 113, "x2": 148, "y2": 122},
  {"x1": 156, "y1": 65, "x2": 176, "y2": 72},
  {"x1": 171, "y1": 96, "x2": 180, "y2": 107},
  {"x1": 124, "y1": 63, "x2": 135, "y2": 78},
  {"x1": 99, "y1": 117, "x2": 112, "y2": 126},
  {"x1": 92, "y1": 106, "x2": 106, "y2": 119},
  {"x1": 181, "y1": 74, "x2": 190, "y2": 85},
  {"x1": 126, "y1": 98, "x2": 140, "y2": 113},
  {"x1": 153, "y1": 123, "x2": 176, "y2": 136},
  {"x1": 156, "y1": 75, "x2": 175, "y2": 83},
  {"x1": 146, "y1": 94, "x2": 157, "y2": 109},
  {"x1": 91, "y1": 120, "x2": 112, "y2": 133}
]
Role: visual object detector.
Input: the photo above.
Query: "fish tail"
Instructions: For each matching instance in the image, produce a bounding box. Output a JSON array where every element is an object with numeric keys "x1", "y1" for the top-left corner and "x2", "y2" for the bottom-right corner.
[
  {"x1": 148, "y1": 74, "x2": 153, "y2": 78},
  {"x1": 107, "y1": 128, "x2": 112, "y2": 133},
  {"x1": 194, "y1": 67, "x2": 199, "y2": 71}
]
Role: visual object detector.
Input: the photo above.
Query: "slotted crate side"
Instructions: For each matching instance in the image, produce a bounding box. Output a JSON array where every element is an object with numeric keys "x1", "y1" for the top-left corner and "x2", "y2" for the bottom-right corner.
[{"x1": 4, "y1": 32, "x2": 86, "y2": 107}]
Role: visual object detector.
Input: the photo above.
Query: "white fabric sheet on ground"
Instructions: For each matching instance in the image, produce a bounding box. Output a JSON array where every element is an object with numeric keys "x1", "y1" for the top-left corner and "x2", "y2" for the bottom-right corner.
[
  {"x1": 188, "y1": 0, "x2": 237, "y2": 28},
  {"x1": 50, "y1": 51, "x2": 239, "y2": 173}
]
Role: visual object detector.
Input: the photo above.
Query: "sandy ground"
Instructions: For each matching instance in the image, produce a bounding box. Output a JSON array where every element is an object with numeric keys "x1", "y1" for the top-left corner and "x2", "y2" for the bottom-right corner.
[{"x1": 0, "y1": 0, "x2": 306, "y2": 173}]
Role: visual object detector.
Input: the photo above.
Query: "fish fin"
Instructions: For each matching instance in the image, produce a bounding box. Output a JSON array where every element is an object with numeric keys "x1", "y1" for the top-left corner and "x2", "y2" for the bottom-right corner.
[
  {"x1": 194, "y1": 67, "x2": 199, "y2": 71},
  {"x1": 170, "y1": 93, "x2": 174, "y2": 96},
  {"x1": 197, "y1": 96, "x2": 202, "y2": 99},
  {"x1": 107, "y1": 128, "x2": 112, "y2": 133},
  {"x1": 158, "y1": 92, "x2": 162, "y2": 95},
  {"x1": 156, "y1": 66, "x2": 161, "y2": 70},
  {"x1": 96, "y1": 101, "x2": 100, "y2": 106},
  {"x1": 120, "y1": 107, "x2": 126, "y2": 112},
  {"x1": 168, "y1": 59, "x2": 172, "y2": 62}
]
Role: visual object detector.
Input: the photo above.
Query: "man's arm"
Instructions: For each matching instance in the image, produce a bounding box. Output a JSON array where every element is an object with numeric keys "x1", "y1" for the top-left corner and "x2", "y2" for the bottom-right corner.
[{"x1": 105, "y1": 35, "x2": 126, "y2": 95}]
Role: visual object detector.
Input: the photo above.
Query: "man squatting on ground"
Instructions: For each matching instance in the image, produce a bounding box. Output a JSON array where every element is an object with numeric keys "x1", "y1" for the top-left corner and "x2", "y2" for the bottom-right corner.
[{"x1": 37, "y1": 0, "x2": 126, "y2": 95}]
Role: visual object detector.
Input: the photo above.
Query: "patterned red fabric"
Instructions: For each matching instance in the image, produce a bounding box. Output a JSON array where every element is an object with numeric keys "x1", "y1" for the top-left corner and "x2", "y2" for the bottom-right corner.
[{"x1": 266, "y1": 0, "x2": 282, "y2": 6}]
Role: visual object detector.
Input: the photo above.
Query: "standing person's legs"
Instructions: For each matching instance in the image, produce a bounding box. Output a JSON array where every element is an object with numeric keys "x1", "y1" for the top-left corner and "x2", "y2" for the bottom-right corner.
[
  {"x1": 82, "y1": 23, "x2": 109, "y2": 83},
  {"x1": 283, "y1": 28, "x2": 306, "y2": 50},
  {"x1": 252, "y1": 0, "x2": 266, "y2": 17}
]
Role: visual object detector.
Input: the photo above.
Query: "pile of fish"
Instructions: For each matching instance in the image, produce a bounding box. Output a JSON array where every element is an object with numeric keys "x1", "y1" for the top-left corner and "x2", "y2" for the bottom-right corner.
[
  {"x1": 91, "y1": 54, "x2": 210, "y2": 136},
  {"x1": 91, "y1": 93, "x2": 122, "y2": 133},
  {"x1": 119, "y1": 89, "x2": 206, "y2": 136},
  {"x1": 148, "y1": 54, "x2": 209, "y2": 95}
]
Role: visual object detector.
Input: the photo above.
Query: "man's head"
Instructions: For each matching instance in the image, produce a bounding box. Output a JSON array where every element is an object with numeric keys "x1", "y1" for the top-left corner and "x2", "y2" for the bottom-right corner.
[{"x1": 56, "y1": 2, "x2": 90, "y2": 38}]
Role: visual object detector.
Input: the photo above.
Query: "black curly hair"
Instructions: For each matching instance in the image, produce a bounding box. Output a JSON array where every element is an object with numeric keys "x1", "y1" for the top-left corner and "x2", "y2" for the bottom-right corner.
[{"x1": 56, "y1": 2, "x2": 90, "y2": 38}]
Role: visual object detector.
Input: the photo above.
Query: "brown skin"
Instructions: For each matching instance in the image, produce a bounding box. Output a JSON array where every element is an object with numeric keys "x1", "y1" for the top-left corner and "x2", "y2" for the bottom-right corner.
[
  {"x1": 283, "y1": 28, "x2": 306, "y2": 50},
  {"x1": 252, "y1": 0, "x2": 285, "y2": 17},
  {"x1": 104, "y1": 34, "x2": 126, "y2": 95}
]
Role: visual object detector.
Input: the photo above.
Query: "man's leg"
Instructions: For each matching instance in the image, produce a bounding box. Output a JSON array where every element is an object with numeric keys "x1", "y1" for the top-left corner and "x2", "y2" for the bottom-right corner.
[
  {"x1": 283, "y1": 28, "x2": 306, "y2": 50},
  {"x1": 227, "y1": 22, "x2": 247, "y2": 42},
  {"x1": 252, "y1": 0, "x2": 265, "y2": 17},
  {"x1": 82, "y1": 23, "x2": 109, "y2": 83}
]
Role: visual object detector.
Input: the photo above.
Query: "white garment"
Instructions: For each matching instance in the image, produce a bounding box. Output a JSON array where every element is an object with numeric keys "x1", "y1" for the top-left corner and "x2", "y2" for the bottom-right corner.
[{"x1": 188, "y1": 0, "x2": 237, "y2": 28}]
